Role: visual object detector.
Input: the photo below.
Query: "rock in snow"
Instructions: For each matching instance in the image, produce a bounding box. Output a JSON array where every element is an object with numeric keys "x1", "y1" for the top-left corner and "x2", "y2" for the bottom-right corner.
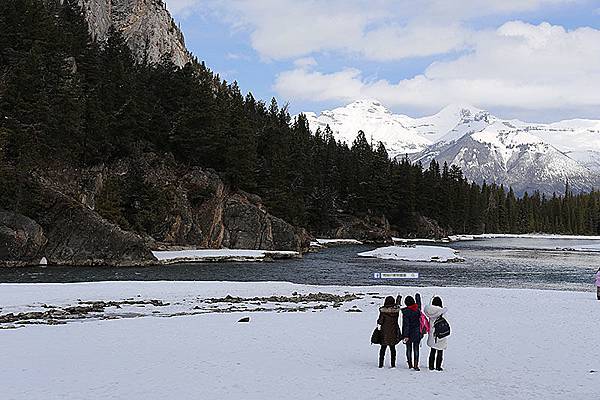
[
  {"x1": 357, "y1": 245, "x2": 464, "y2": 262},
  {"x1": 303, "y1": 99, "x2": 600, "y2": 194}
]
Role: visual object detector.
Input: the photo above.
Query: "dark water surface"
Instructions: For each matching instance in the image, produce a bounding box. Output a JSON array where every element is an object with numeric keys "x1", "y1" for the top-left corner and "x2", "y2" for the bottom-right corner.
[{"x1": 1, "y1": 238, "x2": 598, "y2": 291}]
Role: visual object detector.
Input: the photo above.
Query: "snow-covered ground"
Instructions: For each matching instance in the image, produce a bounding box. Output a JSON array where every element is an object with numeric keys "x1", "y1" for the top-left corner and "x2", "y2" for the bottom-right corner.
[
  {"x1": 358, "y1": 245, "x2": 464, "y2": 262},
  {"x1": 469, "y1": 233, "x2": 600, "y2": 240},
  {"x1": 570, "y1": 243, "x2": 600, "y2": 252},
  {"x1": 0, "y1": 281, "x2": 598, "y2": 400},
  {"x1": 392, "y1": 237, "x2": 437, "y2": 243},
  {"x1": 393, "y1": 234, "x2": 600, "y2": 243},
  {"x1": 152, "y1": 249, "x2": 300, "y2": 263},
  {"x1": 447, "y1": 235, "x2": 476, "y2": 241},
  {"x1": 312, "y1": 238, "x2": 364, "y2": 246}
]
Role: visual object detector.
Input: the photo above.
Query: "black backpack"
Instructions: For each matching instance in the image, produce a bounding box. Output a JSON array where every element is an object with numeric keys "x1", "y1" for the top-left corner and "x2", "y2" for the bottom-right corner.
[{"x1": 433, "y1": 316, "x2": 451, "y2": 340}]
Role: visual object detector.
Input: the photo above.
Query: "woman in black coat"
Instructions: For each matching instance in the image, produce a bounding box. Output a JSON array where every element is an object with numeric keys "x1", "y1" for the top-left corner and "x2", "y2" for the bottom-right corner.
[
  {"x1": 402, "y1": 296, "x2": 423, "y2": 370},
  {"x1": 376, "y1": 296, "x2": 401, "y2": 368}
]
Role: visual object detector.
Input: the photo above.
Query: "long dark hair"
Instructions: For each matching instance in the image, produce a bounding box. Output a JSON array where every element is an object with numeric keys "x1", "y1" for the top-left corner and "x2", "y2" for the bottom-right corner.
[{"x1": 384, "y1": 296, "x2": 395, "y2": 307}]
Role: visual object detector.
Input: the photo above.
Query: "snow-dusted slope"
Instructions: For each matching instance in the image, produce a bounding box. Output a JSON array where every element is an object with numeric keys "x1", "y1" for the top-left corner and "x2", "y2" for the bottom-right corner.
[
  {"x1": 526, "y1": 119, "x2": 600, "y2": 172},
  {"x1": 412, "y1": 118, "x2": 599, "y2": 194},
  {"x1": 302, "y1": 100, "x2": 600, "y2": 194},
  {"x1": 409, "y1": 103, "x2": 491, "y2": 143}
]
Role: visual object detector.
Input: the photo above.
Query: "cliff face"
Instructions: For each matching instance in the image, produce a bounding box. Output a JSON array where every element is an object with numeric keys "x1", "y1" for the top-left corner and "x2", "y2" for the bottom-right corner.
[
  {"x1": 77, "y1": 0, "x2": 191, "y2": 66},
  {"x1": 117, "y1": 154, "x2": 310, "y2": 252},
  {"x1": 0, "y1": 181, "x2": 156, "y2": 267},
  {"x1": 0, "y1": 153, "x2": 310, "y2": 267},
  {"x1": 100, "y1": 153, "x2": 311, "y2": 252}
]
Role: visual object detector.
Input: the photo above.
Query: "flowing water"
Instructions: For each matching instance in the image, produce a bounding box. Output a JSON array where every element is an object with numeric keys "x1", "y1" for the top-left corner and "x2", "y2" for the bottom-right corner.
[{"x1": 1, "y1": 238, "x2": 598, "y2": 291}]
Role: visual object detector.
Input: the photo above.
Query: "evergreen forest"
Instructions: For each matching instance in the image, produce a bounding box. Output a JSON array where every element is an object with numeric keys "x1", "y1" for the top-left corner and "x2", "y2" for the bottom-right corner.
[{"x1": 2, "y1": 0, "x2": 600, "y2": 237}]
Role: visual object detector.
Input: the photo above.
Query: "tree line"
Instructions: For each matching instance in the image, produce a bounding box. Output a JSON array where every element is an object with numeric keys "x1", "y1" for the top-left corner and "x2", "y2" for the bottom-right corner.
[{"x1": 1, "y1": 0, "x2": 599, "y2": 237}]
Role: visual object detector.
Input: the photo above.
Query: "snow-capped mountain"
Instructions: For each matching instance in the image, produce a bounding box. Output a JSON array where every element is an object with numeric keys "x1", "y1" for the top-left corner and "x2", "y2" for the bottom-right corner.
[
  {"x1": 302, "y1": 100, "x2": 600, "y2": 194},
  {"x1": 304, "y1": 99, "x2": 431, "y2": 155}
]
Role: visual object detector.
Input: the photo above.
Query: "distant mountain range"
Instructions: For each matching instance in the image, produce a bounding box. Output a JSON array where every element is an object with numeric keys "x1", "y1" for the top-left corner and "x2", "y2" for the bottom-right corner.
[{"x1": 304, "y1": 100, "x2": 600, "y2": 194}]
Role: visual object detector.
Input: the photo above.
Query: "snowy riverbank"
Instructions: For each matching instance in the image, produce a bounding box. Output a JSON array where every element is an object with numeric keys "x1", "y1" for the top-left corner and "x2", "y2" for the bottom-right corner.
[
  {"x1": 1, "y1": 281, "x2": 597, "y2": 400},
  {"x1": 152, "y1": 249, "x2": 300, "y2": 264},
  {"x1": 358, "y1": 245, "x2": 464, "y2": 262},
  {"x1": 393, "y1": 234, "x2": 600, "y2": 243},
  {"x1": 310, "y1": 238, "x2": 364, "y2": 248},
  {"x1": 473, "y1": 233, "x2": 600, "y2": 240}
]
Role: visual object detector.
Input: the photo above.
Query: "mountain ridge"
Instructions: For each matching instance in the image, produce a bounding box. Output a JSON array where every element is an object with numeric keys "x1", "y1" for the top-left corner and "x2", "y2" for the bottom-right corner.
[{"x1": 303, "y1": 100, "x2": 600, "y2": 194}]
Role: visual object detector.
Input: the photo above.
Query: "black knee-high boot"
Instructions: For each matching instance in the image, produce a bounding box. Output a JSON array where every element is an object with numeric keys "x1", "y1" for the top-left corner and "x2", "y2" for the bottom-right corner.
[
  {"x1": 406, "y1": 343, "x2": 413, "y2": 369},
  {"x1": 436, "y1": 350, "x2": 444, "y2": 370},
  {"x1": 429, "y1": 348, "x2": 436, "y2": 370},
  {"x1": 413, "y1": 342, "x2": 420, "y2": 371},
  {"x1": 379, "y1": 345, "x2": 386, "y2": 368},
  {"x1": 390, "y1": 345, "x2": 396, "y2": 368}
]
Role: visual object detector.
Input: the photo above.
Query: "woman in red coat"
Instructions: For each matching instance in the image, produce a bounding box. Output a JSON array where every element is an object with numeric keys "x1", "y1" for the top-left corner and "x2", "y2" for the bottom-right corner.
[{"x1": 376, "y1": 296, "x2": 401, "y2": 368}]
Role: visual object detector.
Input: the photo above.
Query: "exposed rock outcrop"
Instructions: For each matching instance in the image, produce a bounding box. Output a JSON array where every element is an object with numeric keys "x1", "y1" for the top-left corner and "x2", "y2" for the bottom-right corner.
[
  {"x1": 77, "y1": 0, "x2": 191, "y2": 66},
  {"x1": 36, "y1": 153, "x2": 310, "y2": 255},
  {"x1": 414, "y1": 215, "x2": 447, "y2": 239},
  {"x1": 35, "y1": 185, "x2": 157, "y2": 266},
  {"x1": 104, "y1": 154, "x2": 311, "y2": 252},
  {"x1": 325, "y1": 214, "x2": 393, "y2": 243},
  {"x1": 0, "y1": 177, "x2": 157, "y2": 267},
  {"x1": 0, "y1": 211, "x2": 47, "y2": 266}
]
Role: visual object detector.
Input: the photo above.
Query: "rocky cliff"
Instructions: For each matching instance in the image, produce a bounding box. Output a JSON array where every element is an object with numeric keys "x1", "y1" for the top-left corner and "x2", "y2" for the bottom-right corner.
[
  {"x1": 0, "y1": 179, "x2": 156, "y2": 267},
  {"x1": 96, "y1": 153, "x2": 311, "y2": 252},
  {"x1": 76, "y1": 0, "x2": 191, "y2": 66},
  {"x1": 0, "y1": 153, "x2": 310, "y2": 266}
]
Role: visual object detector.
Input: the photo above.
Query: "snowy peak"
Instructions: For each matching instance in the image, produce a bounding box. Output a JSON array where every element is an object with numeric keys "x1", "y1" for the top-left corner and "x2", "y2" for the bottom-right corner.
[
  {"x1": 302, "y1": 101, "x2": 495, "y2": 156},
  {"x1": 411, "y1": 103, "x2": 494, "y2": 144},
  {"x1": 303, "y1": 99, "x2": 431, "y2": 156},
  {"x1": 435, "y1": 103, "x2": 485, "y2": 122},
  {"x1": 345, "y1": 99, "x2": 392, "y2": 114}
]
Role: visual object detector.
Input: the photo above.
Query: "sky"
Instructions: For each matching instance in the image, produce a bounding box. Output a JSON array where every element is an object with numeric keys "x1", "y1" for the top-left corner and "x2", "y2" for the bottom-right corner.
[{"x1": 164, "y1": 0, "x2": 600, "y2": 122}]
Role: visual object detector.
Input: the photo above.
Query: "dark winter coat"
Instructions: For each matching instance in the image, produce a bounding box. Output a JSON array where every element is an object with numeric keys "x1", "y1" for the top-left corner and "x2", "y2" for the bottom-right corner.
[
  {"x1": 377, "y1": 306, "x2": 401, "y2": 346},
  {"x1": 401, "y1": 306, "x2": 422, "y2": 344}
]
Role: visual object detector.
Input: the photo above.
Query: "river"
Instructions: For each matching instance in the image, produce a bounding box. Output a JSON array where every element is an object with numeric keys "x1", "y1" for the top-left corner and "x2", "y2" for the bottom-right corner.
[{"x1": 1, "y1": 237, "x2": 599, "y2": 291}]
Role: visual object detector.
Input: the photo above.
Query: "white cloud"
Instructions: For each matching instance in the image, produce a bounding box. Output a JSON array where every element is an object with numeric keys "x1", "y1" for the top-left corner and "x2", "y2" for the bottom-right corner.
[
  {"x1": 424, "y1": 0, "x2": 574, "y2": 19},
  {"x1": 293, "y1": 57, "x2": 318, "y2": 68},
  {"x1": 164, "y1": 0, "x2": 594, "y2": 118},
  {"x1": 225, "y1": 52, "x2": 250, "y2": 61},
  {"x1": 166, "y1": 0, "x2": 573, "y2": 61},
  {"x1": 164, "y1": 0, "x2": 201, "y2": 16},
  {"x1": 274, "y1": 22, "x2": 600, "y2": 116}
]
